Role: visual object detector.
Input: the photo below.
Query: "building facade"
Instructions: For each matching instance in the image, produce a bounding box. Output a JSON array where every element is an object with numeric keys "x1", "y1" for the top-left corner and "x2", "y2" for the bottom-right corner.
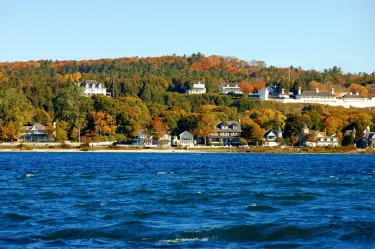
[
  {"x1": 357, "y1": 126, "x2": 375, "y2": 149},
  {"x1": 187, "y1": 81, "x2": 206, "y2": 94},
  {"x1": 257, "y1": 87, "x2": 375, "y2": 108},
  {"x1": 172, "y1": 131, "x2": 195, "y2": 147},
  {"x1": 263, "y1": 127, "x2": 283, "y2": 146},
  {"x1": 19, "y1": 123, "x2": 54, "y2": 142},
  {"x1": 78, "y1": 80, "x2": 107, "y2": 97},
  {"x1": 209, "y1": 121, "x2": 242, "y2": 145},
  {"x1": 220, "y1": 83, "x2": 243, "y2": 94}
]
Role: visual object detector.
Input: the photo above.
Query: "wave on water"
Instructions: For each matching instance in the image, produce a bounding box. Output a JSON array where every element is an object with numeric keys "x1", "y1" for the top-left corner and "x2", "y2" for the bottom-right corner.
[
  {"x1": 4, "y1": 212, "x2": 30, "y2": 221},
  {"x1": 246, "y1": 204, "x2": 278, "y2": 212}
]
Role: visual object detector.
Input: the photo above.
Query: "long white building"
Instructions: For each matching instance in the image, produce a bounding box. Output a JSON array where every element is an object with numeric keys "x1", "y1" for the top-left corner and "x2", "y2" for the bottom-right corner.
[
  {"x1": 256, "y1": 87, "x2": 375, "y2": 108},
  {"x1": 220, "y1": 83, "x2": 243, "y2": 94}
]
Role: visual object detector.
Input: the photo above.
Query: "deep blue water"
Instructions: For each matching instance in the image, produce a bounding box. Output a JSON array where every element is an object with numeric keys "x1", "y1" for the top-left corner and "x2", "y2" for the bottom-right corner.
[{"x1": 0, "y1": 152, "x2": 374, "y2": 248}]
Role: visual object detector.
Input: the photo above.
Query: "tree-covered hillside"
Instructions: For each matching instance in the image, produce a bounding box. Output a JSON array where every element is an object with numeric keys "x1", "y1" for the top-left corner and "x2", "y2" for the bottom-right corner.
[{"x1": 0, "y1": 53, "x2": 374, "y2": 145}]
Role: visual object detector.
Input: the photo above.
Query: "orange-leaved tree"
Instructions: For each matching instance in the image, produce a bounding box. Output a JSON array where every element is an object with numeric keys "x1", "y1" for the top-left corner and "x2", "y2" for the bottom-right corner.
[{"x1": 193, "y1": 114, "x2": 217, "y2": 145}]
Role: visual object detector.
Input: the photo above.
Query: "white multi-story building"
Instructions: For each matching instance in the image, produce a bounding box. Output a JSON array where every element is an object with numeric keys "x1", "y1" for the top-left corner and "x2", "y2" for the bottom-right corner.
[
  {"x1": 220, "y1": 83, "x2": 243, "y2": 94},
  {"x1": 257, "y1": 87, "x2": 375, "y2": 108},
  {"x1": 77, "y1": 80, "x2": 107, "y2": 97},
  {"x1": 187, "y1": 80, "x2": 206, "y2": 94}
]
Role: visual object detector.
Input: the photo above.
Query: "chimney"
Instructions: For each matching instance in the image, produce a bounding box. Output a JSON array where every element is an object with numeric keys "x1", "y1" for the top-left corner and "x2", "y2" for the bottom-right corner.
[
  {"x1": 356, "y1": 92, "x2": 359, "y2": 95},
  {"x1": 315, "y1": 88, "x2": 319, "y2": 93},
  {"x1": 281, "y1": 88, "x2": 285, "y2": 94},
  {"x1": 350, "y1": 92, "x2": 353, "y2": 95},
  {"x1": 366, "y1": 126, "x2": 371, "y2": 133},
  {"x1": 331, "y1": 88, "x2": 334, "y2": 95},
  {"x1": 298, "y1": 87, "x2": 301, "y2": 95}
]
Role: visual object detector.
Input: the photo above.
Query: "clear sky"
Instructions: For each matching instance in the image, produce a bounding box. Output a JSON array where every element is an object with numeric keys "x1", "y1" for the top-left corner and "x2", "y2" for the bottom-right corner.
[{"x1": 0, "y1": 0, "x2": 374, "y2": 73}]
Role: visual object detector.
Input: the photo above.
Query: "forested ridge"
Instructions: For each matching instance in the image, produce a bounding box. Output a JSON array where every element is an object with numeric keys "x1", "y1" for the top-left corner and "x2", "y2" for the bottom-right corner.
[{"x1": 0, "y1": 53, "x2": 375, "y2": 145}]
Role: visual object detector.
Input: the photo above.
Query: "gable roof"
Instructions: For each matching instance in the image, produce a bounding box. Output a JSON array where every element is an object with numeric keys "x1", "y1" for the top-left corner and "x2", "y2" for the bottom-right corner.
[
  {"x1": 179, "y1": 131, "x2": 193, "y2": 140},
  {"x1": 78, "y1": 80, "x2": 103, "y2": 88},
  {"x1": 216, "y1": 121, "x2": 242, "y2": 132}
]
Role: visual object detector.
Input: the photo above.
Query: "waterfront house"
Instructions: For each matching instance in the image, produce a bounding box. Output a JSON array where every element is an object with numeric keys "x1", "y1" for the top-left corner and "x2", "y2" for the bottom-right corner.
[
  {"x1": 19, "y1": 123, "x2": 54, "y2": 142},
  {"x1": 356, "y1": 126, "x2": 375, "y2": 149},
  {"x1": 173, "y1": 131, "x2": 195, "y2": 147},
  {"x1": 209, "y1": 121, "x2": 242, "y2": 145},
  {"x1": 132, "y1": 129, "x2": 152, "y2": 146},
  {"x1": 263, "y1": 127, "x2": 283, "y2": 146},
  {"x1": 300, "y1": 124, "x2": 339, "y2": 147},
  {"x1": 187, "y1": 80, "x2": 206, "y2": 94}
]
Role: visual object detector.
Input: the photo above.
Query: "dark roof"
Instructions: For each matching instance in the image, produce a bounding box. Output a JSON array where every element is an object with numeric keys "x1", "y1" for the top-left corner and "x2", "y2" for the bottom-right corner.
[
  {"x1": 216, "y1": 121, "x2": 242, "y2": 132},
  {"x1": 343, "y1": 94, "x2": 367, "y2": 99},
  {"x1": 300, "y1": 91, "x2": 335, "y2": 97},
  {"x1": 79, "y1": 80, "x2": 103, "y2": 87}
]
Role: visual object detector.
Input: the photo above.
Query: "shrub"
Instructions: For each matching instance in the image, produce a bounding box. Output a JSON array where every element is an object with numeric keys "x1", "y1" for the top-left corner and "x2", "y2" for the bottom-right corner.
[{"x1": 18, "y1": 143, "x2": 32, "y2": 151}]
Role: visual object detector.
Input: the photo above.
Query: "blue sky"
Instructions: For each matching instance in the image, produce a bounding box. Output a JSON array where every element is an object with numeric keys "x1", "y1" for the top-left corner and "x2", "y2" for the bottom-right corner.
[{"x1": 0, "y1": 0, "x2": 374, "y2": 73}]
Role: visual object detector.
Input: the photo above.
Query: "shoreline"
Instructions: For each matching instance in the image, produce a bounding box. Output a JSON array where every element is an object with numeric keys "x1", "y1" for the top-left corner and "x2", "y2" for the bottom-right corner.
[{"x1": 0, "y1": 147, "x2": 374, "y2": 154}]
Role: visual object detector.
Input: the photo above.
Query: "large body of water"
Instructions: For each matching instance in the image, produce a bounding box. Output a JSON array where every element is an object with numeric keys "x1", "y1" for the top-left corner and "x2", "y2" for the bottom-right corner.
[{"x1": 0, "y1": 152, "x2": 374, "y2": 248}]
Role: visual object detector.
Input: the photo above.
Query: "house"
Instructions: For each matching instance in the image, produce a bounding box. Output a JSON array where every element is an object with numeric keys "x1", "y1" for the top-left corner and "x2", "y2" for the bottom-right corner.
[
  {"x1": 300, "y1": 124, "x2": 339, "y2": 147},
  {"x1": 132, "y1": 129, "x2": 152, "y2": 146},
  {"x1": 132, "y1": 130, "x2": 171, "y2": 147},
  {"x1": 356, "y1": 126, "x2": 375, "y2": 149},
  {"x1": 173, "y1": 131, "x2": 195, "y2": 147},
  {"x1": 77, "y1": 80, "x2": 107, "y2": 97},
  {"x1": 209, "y1": 121, "x2": 242, "y2": 145},
  {"x1": 187, "y1": 80, "x2": 206, "y2": 94},
  {"x1": 343, "y1": 127, "x2": 357, "y2": 137},
  {"x1": 153, "y1": 133, "x2": 172, "y2": 147},
  {"x1": 263, "y1": 127, "x2": 283, "y2": 146},
  {"x1": 315, "y1": 135, "x2": 340, "y2": 147},
  {"x1": 19, "y1": 123, "x2": 54, "y2": 142},
  {"x1": 220, "y1": 83, "x2": 243, "y2": 94}
]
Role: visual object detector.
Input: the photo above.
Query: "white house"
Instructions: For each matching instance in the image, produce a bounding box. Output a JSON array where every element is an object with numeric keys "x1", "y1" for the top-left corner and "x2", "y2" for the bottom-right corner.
[
  {"x1": 173, "y1": 131, "x2": 195, "y2": 147},
  {"x1": 132, "y1": 129, "x2": 152, "y2": 146},
  {"x1": 263, "y1": 127, "x2": 283, "y2": 146},
  {"x1": 77, "y1": 80, "x2": 107, "y2": 97},
  {"x1": 315, "y1": 135, "x2": 340, "y2": 147},
  {"x1": 220, "y1": 83, "x2": 243, "y2": 94},
  {"x1": 132, "y1": 129, "x2": 171, "y2": 147},
  {"x1": 301, "y1": 124, "x2": 339, "y2": 147},
  {"x1": 187, "y1": 80, "x2": 206, "y2": 94}
]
